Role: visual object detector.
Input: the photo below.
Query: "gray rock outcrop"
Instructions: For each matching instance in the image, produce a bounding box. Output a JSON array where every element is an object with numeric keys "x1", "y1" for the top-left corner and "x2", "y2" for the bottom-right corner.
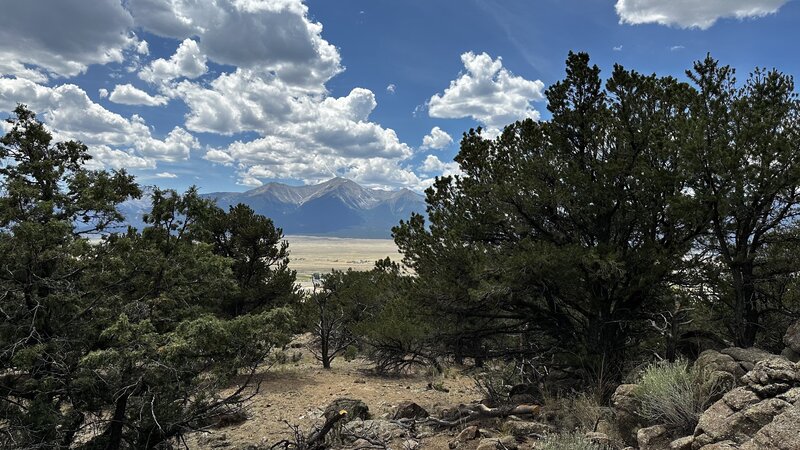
[{"x1": 691, "y1": 358, "x2": 800, "y2": 450}]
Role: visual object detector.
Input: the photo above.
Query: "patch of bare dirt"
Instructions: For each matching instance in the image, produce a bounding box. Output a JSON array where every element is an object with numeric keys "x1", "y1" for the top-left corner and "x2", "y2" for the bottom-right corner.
[{"x1": 184, "y1": 341, "x2": 482, "y2": 449}]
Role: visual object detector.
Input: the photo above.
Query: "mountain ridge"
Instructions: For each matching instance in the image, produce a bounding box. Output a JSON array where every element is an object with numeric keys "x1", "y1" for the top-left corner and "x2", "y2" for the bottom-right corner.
[{"x1": 203, "y1": 178, "x2": 426, "y2": 238}]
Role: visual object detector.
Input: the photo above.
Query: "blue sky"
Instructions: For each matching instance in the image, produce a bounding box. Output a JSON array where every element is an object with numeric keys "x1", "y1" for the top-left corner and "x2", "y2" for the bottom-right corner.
[{"x1": 0, "y1": 0, "x2": 797, "y2": 193}]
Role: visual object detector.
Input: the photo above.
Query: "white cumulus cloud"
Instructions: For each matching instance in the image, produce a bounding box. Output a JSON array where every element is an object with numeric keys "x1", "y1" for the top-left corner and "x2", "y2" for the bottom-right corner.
[
  {"x1": 108, "y1": 83, "x2": 168, "y2": 106},
  {"x1": 615, "y1": 0, "x2": 788, "y2": 29},
  {"x1": 428, "y1": 52, "x2": 545, "y2": 135},
  {"x1": 154, "y1": 171, "x2": 178, "y2": 178},
  {"x1": 139, "y1": 38, "x2": 207, "y2": 84},
  {"x1": 129, "y1": 0, "x2": 341, "y2": 90},
  {"x1": 421, "y1": 126, "x2": 453, "y2": 150},
  {"x1": 420, "y1": 154, "x2": 461, "y2": 177},
  {"x1": 0, "y1": 78, "x2": 197, "y2": 167},
  {"x1": 0, "y1": 0, "x2": 137, "y2": 78}
]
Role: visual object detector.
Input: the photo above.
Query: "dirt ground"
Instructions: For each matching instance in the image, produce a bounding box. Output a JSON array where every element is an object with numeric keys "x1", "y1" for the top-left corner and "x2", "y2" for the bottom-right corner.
[{"x1": 184, "y1": 338, "x2": 482, "y2": 449}]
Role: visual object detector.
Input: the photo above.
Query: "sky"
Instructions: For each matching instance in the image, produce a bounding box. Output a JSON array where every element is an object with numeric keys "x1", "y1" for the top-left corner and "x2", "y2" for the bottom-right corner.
[{"x1": 0, "y1": 0, "x2": 798, "y2": 193}]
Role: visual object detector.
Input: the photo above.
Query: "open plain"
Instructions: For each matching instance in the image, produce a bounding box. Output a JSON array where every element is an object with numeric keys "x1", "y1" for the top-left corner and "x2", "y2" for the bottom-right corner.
[{"x1": 285, "y1": 235, "x2": 403, "y2": 289}]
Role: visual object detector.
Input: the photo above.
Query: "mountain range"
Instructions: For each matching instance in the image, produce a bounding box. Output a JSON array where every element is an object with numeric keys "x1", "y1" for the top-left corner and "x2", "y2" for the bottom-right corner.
[{"x1": 117, "y1": 178, "x2": 427, "y2": 238}]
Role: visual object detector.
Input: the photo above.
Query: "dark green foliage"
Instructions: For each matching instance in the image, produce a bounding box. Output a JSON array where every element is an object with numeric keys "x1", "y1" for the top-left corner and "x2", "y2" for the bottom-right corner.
[
  {"x1": 395, "y1": 53, "x2": 708, "y2": 386},
  {"x1": 687, "y1": 57, "x2": 800, "y2": 347},
  {"x1": 0, "y1": 106, "x2": 296, "y2": 449},
  {"x1": 198, "y1": 203, "x2": 299, "y2": 316},
  {"x1": 305, "y1": 258, "x2": 437, "y2": 372}
]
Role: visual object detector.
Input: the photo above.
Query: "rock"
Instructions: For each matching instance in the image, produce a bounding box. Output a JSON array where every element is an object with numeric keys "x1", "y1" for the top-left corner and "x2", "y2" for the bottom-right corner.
[
  {"x1": 612, "y1": 384, "x2": 642, "y2": 446},
  {"x1": 478, "y1": 428, "x2": 496, "y2": 438},
  {"x1": 692, "y1": 358, "x2": 800, "y2": 450},
  {"x1": 456, "y1": 425, "x2": 480, "y2": 442},
  {"x1": 503, "y1": 420, "x2": 552, "y2": 438},
  {"x1": 324, "y1": 398, "x2": 369, "y2": 423},
  {"x1": 637, "y1": 424, "x2": 671, "y2": 450},
  {"x1": 741, "y1": 358, "x2": 799, "y2": 397},
  {"x1": 777, "y1": 386, "x2": 800, "y2": 404},
  {"x1": 585, "y1": 432, "x2": 612, "y2": 447},
  {"x1": 393, "y1": 401, "x2": 429, "y2": 420},
  {"x1": 784, "y1": 320, "x2": 800, "y2": 354},
  {"x1": 740, "y1": 402, "x2": 800, "y2": 450},
  {"x1": 781, "y1": 347, "x2": 800, "y2": 363},
  {"x1": 343, "y1": 419, "x2": 407, "y2": 441},
  {"x1": 697, "y1": 442, "x2": 739, "y2": 450},
  {"x1": 693, "y1": 396, "x2": 751, "y2": 447},
  {"x1": 670, "y1": 436, "x2": 693, "y2": 450},
  {"x1": 476, "y1": 436, "x2": 518, "y2": 450},
  {"x1": 720, "y1": 347, "x2": 775, "y2": 371},
  {"x1": 401, "y1": 439, "x2": 420, "y2": 450},
  {"x1": 695, "y1": 350, "x2": 745, "y2": 379},
  {"x1": 351, "y1": 438, "x2": 373, "y2": 449}
]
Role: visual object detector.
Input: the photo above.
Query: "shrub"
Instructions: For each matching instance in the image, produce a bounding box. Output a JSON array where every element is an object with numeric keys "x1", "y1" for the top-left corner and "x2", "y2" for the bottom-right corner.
[
  {"x1": 536, "y1": 433, "x2": 612, "y2": 450},
  {"x1": 633, "y1": 359, "x2": 725, "y2": 433},
  {"x1": 473, "y1": 361, "x2": 528, "y2": 406}
]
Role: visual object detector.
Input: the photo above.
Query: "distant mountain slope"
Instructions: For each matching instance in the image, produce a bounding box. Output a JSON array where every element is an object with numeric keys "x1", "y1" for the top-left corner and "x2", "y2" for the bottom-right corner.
[
  {"x1": 118, "y1": 178, "x2": 426, "y2": 238},
  {"x1": 206, "y1": 178, "x2": 426, "y2": 238}
]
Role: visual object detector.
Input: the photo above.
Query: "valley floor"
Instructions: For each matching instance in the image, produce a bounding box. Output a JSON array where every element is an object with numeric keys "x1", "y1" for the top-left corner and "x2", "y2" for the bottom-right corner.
[{"x1": 285, "y1": 235, "x2": 403, "y2": 290}]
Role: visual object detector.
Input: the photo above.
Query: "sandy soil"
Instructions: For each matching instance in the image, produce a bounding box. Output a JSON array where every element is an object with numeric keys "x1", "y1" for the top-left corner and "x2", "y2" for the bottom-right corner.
[
  {"x1": 184, "y1": 339, "x2": 482, "y2": 449},
  {"x1": 285, "y1": 235, "x2": 403, "y2": 290}
]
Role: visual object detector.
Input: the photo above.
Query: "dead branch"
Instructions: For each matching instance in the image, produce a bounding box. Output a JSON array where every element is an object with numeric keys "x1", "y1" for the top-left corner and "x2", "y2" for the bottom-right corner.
[{"x1": 399, "y1": 403, "x2": 541, "y2": 428}]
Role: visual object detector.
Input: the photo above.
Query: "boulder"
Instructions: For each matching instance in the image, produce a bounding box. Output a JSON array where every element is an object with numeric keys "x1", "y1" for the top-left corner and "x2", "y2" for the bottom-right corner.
[
  {"x1": 324, "y1": 398, "x2": 369, "y2": 423},
  {"x1": 741, "y1": 358, "x2": 799, "y2": 397},
  {"x1": 695, "y1": 350, "x2": 746, "y2": 379},
  {"x1": 719, "y1": 347, "x2": 775, "y2": 372},
  {"x1": 637, "y1": 424, "x2": 671, "y2": 450},
  {"x1": 670, "y1": 436, "x2": 694, "y2": 450},
  {"x1": 784, "y1": 320, "x2": 800, "y2": 354},
  {"x1": 740, "y1": 402, "x2": 800, "y2": 450},
  {"x1": 393, "y1": 401, "x2": 429, "y2": 420},
  {"x1": 611, "y1": 383, "x2": 642, "y2": 446},
  {"x1": 781, "y1": 347, "x2": 800, "y2": 363},
  {"x1": 692, "y1": 359, "x2": 800, "y2": 450}
]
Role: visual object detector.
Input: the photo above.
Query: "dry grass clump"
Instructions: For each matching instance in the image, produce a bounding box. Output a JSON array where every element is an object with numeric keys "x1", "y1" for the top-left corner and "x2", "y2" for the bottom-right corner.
[
  {"x1": 536, "y1": 432, "x2": 613, "y2": 450},
  {"x1": 633, "y1": 358, "x2": 725, "y2": 434}
]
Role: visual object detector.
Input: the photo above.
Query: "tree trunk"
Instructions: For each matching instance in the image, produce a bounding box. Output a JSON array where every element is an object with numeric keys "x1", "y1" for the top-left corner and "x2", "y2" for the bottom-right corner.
[
  {"x1": 732, "y1": 265, "x2": 759, "y2": 348},
  {"x1": 105, "y1": 392, "x2": 129, "y2": 450}
]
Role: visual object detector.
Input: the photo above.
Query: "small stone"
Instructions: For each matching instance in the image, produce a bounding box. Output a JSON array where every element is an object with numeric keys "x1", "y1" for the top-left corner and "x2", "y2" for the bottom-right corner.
[
  {"x1": 401, "y1": 439, "x2": 420, "y2": 450},
  {"x1": 393, "y1": 401, "x2": 429, "y2": 420},
  {"x1": 476, "y1": 436, "x2": 518, "y2": 450},
  {"x1": 456, "y1": 425, "x2": 479, "y2": 442}
]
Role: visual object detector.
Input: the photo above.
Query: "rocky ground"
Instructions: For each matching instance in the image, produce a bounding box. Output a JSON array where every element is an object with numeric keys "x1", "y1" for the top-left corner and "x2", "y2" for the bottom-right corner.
[{"x1": 184, "y1": 323, "x2": 800, "y2": 450}]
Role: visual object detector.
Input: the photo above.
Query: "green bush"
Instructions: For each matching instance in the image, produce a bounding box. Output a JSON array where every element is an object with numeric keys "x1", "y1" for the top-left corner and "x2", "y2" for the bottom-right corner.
[
  {"x1": 633, "y1": 359, "x2": 725, "y2": 433},
  {"x1": 536, "y1": 433, "x2": 612, "y2": 450}
]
